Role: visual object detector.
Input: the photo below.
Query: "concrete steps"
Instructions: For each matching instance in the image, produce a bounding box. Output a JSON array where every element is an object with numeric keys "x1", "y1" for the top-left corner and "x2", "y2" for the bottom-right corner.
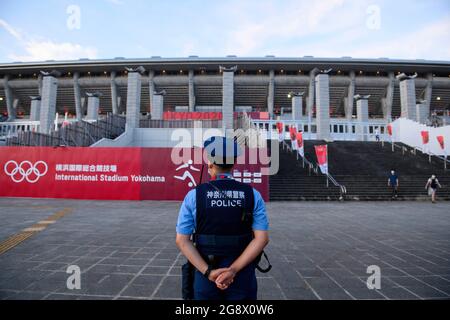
[
  {"x1": 269, "y1": 144, "x2": 342, "y2": 201},
  {"x1": 269, "y1": 140, "x2": 450, "y2": 201}
]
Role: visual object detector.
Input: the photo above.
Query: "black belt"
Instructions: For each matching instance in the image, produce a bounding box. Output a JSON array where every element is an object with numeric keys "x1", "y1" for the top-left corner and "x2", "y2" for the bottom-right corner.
[{"x1": 195, "y1": 233, "x2": 253, "y2": 247}]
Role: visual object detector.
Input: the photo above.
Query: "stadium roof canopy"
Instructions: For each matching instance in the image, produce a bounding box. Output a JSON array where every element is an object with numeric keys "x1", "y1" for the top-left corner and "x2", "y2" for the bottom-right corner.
[
  {"x1": 0, "y1": 56, "x2": 449, "y2": 118},
  {"x1": 0, "y1": 56, "x2": 449, "y2": 74}
]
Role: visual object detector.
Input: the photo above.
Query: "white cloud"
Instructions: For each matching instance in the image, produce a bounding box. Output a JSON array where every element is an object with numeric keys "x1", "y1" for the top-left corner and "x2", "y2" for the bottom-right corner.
[
  {"x1": 0, "y1": 18, "x2": 98, "y2": 62},
  {"x1": 213, "y1": 0, "x2": 450, "y2": 61},
  {"x1": 221, "y1": 0, "x2": 372, "y2": 56},
  {"x1": 349, "y1": 16, "x2": 450, "y2": 60},
  {"x1": 283, "y1": 15, "x2": 450, "y2": 60},
  {"x1": 105, "y1": 0, "x2": 124, "y2": 5},
  {"x1": 9, "y1": 40, "x2": 98, "y2": 62},
  {"x1": 0, "y1": 19, "x2": 23, "y2": 41}
]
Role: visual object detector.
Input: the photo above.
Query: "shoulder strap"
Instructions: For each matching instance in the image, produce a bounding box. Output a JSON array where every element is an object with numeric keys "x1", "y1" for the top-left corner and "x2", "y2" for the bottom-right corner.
[{"x1": 256, "y1": 251, "x2": 272, "y2": 273}]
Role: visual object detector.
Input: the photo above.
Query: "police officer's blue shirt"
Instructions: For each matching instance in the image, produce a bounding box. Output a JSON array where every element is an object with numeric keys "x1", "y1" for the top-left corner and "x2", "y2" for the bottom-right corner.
[{"x1": 176, "y1": 175, "x2": 269, "y2": 235}]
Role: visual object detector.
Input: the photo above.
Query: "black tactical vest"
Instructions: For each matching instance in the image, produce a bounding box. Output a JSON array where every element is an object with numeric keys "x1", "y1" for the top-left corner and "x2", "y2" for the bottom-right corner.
[{"x1": 195, "y1": 178, "x2": 255, "y2": 257}]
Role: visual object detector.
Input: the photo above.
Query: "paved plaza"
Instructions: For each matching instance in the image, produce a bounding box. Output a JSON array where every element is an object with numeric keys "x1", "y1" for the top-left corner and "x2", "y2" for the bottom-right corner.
[{"x1": 0, "y1": 198, "x2": 449, "y2": 300}]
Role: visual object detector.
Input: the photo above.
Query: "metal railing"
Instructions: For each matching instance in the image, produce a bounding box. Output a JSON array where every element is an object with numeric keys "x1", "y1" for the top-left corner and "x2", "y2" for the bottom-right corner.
[
  {"x1": 281, "y1": 139, "x2": 347, "y2": 199},
  {"x1": 383, "y1": 139, "x2": 449, "y2": 170},
  {"x1": 250, "y1": 118, "x2": 389, "y2": 142},
  {"x1": 139, "y1": 119, "x2": 223, "y2": 128},
  {"x1": 6, "y1": 114, "x2": 125, "y2": 147},
  {"x1": 234, "y1": 112, "x2": 259, "y2": 147},
  {"x1": 0, "y1": 121, "x2": 40, "y2": 140}
]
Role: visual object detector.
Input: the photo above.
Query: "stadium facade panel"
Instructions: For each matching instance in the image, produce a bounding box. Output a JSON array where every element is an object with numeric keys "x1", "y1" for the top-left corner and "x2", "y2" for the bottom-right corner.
[{"x1": 0, "y1": 57, "x2": 449, "y2": 119}]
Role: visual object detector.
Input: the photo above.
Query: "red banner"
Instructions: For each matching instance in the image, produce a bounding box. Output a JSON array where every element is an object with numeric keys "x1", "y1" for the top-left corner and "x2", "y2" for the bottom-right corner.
[
  {"x1": 248, "y1": 112, "x2": 269, "y2": 120},
  {"x1": 421, "y1": 131, "x2": 429, "y2": 144},
  {"x1": 314, "y1": 145, "x2": 328, "y2": 174},
  {"x1": 0, "y1": 147, "x2": 269, "y2": 201},
  {"x1": 163, "y1": 112, "x2": 223, "y2": 120},
  {"x1": 276, "y1": 122, "x2": 283, "y2": 134},
  {"x1": 296, "y1": 131, "x2": 304, "y2": 157},
  {"x1": 437, "y1": 135, "x2": 445, "y2": 150},
  {"x1": 296, "y1": 131, "x2": 303, "y2": 148},
  {"x1": 289, "y1": 126, "x2": 296, "y2": 141},
  {"x1": 387, "y1": 124, "x2": 393, "y2": 136}
]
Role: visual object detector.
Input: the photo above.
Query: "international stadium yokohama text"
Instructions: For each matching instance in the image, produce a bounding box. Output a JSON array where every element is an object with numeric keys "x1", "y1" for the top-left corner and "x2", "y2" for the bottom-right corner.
[{"x1": 54, "y1": 174, "x2": 166, "y2": 183}]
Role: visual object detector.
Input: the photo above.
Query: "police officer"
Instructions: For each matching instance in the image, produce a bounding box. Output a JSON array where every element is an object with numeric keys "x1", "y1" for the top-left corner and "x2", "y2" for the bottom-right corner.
[{"x1": 176, "y1": 136, "x2": 269, "y2": 300}]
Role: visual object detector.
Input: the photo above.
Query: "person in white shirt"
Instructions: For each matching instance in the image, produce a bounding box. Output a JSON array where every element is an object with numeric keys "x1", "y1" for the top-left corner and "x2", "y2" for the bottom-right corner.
[
  {"x1": 425, "y1": 174, "x2": 442, "y2": 203},
  {"x1": 374, "y1": 128, "x2": 380, "y2": 142}
]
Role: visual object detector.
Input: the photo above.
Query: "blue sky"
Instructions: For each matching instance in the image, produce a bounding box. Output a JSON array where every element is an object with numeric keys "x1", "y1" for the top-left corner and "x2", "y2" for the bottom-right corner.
[{"x1": 0, "y1": 0, "x2": 449, "y2": 63}]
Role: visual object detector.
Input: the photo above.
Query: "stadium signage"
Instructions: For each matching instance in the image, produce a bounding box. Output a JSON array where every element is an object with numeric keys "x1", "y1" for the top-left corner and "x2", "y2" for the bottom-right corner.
[{"x1": 0, "y1": 147, "x2": 268, "y2": 201}]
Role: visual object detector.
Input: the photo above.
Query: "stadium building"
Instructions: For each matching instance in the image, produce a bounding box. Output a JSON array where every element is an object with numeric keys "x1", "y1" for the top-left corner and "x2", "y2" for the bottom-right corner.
[
  {"x1": 0, "y1": 56, "x2": 449, "y2": 121},
  {"x1": 0, "y1": 57, "x2": 449, "y2": 201}
]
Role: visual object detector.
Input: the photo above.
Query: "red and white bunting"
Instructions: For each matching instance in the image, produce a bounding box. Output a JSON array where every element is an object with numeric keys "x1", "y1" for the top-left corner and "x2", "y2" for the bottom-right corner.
[
  {"x1": 314, "y1": 145, "x2": 328, "y2": 174},
  {"x1": 276, "y1": 122, "x2": 284, "y2": 142},
  {"x1": 437, "y1": 135, "x2": 445, "y2": 150},
  {"x1": 421, "y1": 131, "x2": 429, "y2": 145},
  {"x1": 296, "y1": 131, "x2": 304, "y2": 157}
]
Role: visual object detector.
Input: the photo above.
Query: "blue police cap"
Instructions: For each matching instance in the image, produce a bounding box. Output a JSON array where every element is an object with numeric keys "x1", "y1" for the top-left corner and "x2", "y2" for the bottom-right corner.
[{"x1": 204, "y1": 136, "x2": 242, "y2": 165}]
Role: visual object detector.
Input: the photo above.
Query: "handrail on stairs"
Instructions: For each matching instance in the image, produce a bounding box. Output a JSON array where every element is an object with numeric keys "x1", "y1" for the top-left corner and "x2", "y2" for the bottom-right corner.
[
  {"x1": 281, "y1": 139, "x2": 347, "y2": 200},
  {"x1": 383, "y1": 139, "x2": 449, "y2": 170}
]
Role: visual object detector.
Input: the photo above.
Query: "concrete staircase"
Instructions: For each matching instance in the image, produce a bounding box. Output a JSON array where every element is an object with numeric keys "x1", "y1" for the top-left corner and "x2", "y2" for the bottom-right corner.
[
  {"x1": 270, "y1": 140, "x2": 450, "y2": 201},
  {"x1": 269, "y1": 143, "x2": 342, "y2": 201}
]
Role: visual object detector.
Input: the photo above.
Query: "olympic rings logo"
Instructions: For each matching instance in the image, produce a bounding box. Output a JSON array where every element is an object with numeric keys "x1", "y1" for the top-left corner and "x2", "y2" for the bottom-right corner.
[{"x1": 4, "y1": 160, "x2": 48, "y2": 183}]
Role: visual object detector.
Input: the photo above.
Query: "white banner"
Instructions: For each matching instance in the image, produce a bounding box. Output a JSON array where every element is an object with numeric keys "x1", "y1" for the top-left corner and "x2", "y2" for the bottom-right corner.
[
  {"x1": 298, "y1": 146, "x2": 304, "y2": 158},
  {"x1": 318, "y1": 163, "x2": 328, "y2": 175}
]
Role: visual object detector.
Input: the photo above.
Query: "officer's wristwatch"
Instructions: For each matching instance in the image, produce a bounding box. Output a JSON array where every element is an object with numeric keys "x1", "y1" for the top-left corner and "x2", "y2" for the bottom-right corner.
[{"x1": 203, "y1": 265, "x2": 212, "y2": 279}]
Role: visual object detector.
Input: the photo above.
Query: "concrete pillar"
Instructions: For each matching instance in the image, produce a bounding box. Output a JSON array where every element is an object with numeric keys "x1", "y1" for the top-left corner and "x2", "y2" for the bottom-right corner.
[
  {"x1": 39, "y1": 75, "x2": 58, "y2": 134},
  {"x1": 13, "y1": 98, "x2": 19, "y2": 115},
  {"x1": 30, "y1": 96, "x2": 41, "y2": 121},
  {"x1": 73, "y1": 72, "x2": 83, "y2": 121},
  {"x1": 38, "y1": 74, "x2": 43, "y2": 96},
  {"x1": 188, "y1": 70, "x2": 195, "y2": 112},
  {"x1": 291, "y1": 94, "x2": 303, "y2": 120},
  {"x1": 110, "y1": 71, "x2": 119, "y2": 115},
  {"x1": 382, "y1": 72, "x2": 394, "y2": 122},
  {"x1": 398, "y1": 74, "x2": 417, "y2": 120},
  {"x1": 423, "y1": 73, "x2": 433, "y2": 119},
  {"x1": 125, "y1": 67, "x2": 144, "y2": 129},
  {"x1": 267, "y1": 70, "x2": 274, "y2": 118},
  {"x1": 152, "y1": 93, "x2": 164, "y2": 120},
  {"x1": 356, "y1": 97, "x2": 369, "y2": 141},
  {"x1": 3, "y1": 75, "x2": 15, "y2": 121},
  {"x1": 81, "y1": 97, "x2": 86, "y2": 114},
  {"x1": 416, "y1": 101, "x2": 428, "y2": 124},
  {"x1": 148, "y1": 70, "x2": 155, "y2": 113},
  {"x1": 307, "y1": 68, "x2": 319, "y2": 122},
  {"x1": 345, "y1": 71, "x2": 355, "y2": 120},
  {"x1": 221, "y1": 66, "x2": 236, "y2": 129},
  {"x1": 86, "y1": 93, "x2": 101, "y2": 120},
  {"x1": 315, "y1": 73, "x2": 331, "y2": 140},
  {"x1": 117, "y1": 96, "x2": 122, "y2": 112}
]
